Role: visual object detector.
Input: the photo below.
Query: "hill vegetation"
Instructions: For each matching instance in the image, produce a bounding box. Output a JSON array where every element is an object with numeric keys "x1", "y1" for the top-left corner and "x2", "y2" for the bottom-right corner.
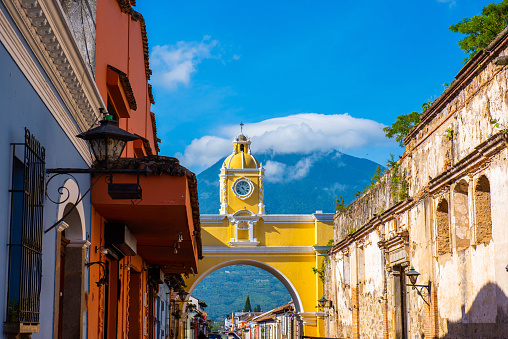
[{"x1": 191, "y1": 265, "x2": 291, "y2": 322}]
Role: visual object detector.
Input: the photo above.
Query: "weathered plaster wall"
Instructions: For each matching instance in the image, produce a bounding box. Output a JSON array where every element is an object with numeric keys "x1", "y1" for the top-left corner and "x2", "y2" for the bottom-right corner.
[
  {"x1": 327, "y1": 28, "x2": 508, "y2": 339},
  {"x1": 60, "y1": 0, "x2": 97, "y2": 75},
  {"x1": 333, "y1": 169, "x2": 398, "y2": 241}
]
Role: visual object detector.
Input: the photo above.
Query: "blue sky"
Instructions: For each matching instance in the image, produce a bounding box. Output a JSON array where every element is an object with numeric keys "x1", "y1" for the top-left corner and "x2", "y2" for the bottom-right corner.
[{"x1": 134, "y1": 0, "x2": 495, "y2": 173}]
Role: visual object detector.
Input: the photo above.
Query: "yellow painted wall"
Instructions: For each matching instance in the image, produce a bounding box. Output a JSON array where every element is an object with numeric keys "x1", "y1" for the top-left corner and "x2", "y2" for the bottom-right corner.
[
  {"x1": 189, "y1": 214, "x2": 333, "y2": 336},
  {"x1": 189, "y1": 134, "x2": 334, "y2": 336}
]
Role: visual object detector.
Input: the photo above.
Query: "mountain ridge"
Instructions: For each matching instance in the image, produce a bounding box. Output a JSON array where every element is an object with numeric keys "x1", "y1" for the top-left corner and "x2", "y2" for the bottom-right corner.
[{"x1": 197, "y1": 150, "x2": 382, "y2": 214}]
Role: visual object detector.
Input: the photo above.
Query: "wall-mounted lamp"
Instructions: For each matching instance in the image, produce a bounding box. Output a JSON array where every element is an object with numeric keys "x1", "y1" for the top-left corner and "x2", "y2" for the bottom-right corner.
[
  {"x1": 95, "y1": 246, "x2": 109, "y2": 255},
  {"x1": 406, "y1": 266, "x2": 431, "y2": 305},
  {"x1": 120, "y1": 264, "x2": 132, "y2": 271},
  {"x1": 317, "y1": 296, "x2": 333, "y2": 310},
  {"x1": 44, "y1": 108, "x2": 144, "y2": 234},
  {"x1": 77, "y1": 108, "x2": 140, "y2": 169},
  {"x1": 85, "y1": 261, "x2": 108, "y2": 287}
]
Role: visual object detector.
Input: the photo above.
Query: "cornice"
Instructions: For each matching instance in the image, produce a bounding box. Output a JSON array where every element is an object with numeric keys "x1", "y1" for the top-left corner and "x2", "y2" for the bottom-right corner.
[
  {"x1": 0, "y1": 3, "x2": 92, "y2": 164},
  {"x1": 428, "y1": 132, "x2": 507, "y2": 195},
  {"x1": 202, "y1": 246, "x2": 317, "y2": 256},
  {"x1": 330, "y1": 197, "x2": 413, "y2": 255},
  {"x1": 403, "y1": 26, "x2": 508, "y2": 144},
  {"x1": 330, "y1": 134, "x2": 507, "y2": 255},
  {"x1": 200, "y1": 215, "x2": 227, "y2": 223},
  {"x1": 2, "y1": 0, "x2": 103, "y2": 132}
]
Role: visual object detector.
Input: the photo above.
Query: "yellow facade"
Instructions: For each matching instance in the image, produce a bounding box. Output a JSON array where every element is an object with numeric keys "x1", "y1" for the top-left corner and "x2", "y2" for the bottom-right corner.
[{"x1": 185, "y1": 134, "x2": 333, "y2": 336}]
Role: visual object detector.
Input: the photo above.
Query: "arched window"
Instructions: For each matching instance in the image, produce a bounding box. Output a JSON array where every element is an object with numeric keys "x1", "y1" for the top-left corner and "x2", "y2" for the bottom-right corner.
[
  {"x1": 240, "y1": 144, "x2": 244, "y2": 152},
  {"x1": 436, "y1": 198, "x2": 450, "y2": 255},
  {"x1": 475, "y1": 175, "x2": 492, "y2": 244},
  {"x1": 454, "y1": 180, "x2": 470, "y2": 251}
]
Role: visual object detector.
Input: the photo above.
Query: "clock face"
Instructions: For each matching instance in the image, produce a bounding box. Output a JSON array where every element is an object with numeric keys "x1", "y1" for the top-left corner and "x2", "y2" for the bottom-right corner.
[{"x1": 235, "y1": 180, "x2": 251, "y2": 196}]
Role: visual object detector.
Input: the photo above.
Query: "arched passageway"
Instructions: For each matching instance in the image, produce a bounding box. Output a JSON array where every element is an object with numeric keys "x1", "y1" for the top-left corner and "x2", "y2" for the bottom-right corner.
[{"x1": 188, "y1": 259, "x2": 303, "y2": 313}]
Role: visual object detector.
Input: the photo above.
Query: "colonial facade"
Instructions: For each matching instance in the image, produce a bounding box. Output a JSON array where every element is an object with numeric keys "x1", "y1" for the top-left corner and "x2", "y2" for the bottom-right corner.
[
  {"x1": 324, "y1": 28, "x2": 508, "y2": 338},
  {"x1": 0, "y1": 0, "x2": 101, "y2": 338},
  {"x1": 0, "y1": 1, "x2": 200, "y2": 338},
  {"x1": 185, "y1": 134, "x2": 334, "y2": 337}
]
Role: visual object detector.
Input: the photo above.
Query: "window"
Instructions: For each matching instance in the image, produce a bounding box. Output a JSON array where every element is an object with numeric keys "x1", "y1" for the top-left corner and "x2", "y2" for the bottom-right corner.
[
  {"x1": 453, "y1": 180, "x2": 470, "y2": 251},
  {"x1": 343, "y1": 253, "x2": 350, "y2": 286},
  {"x1": 474, "y1": 175, "x2": 492, "y2": 244},
  {"x1": 436, "y1": 198, "x2": 450, "y2": 255},
  {"x1": 7, "y1": 128, "x2": 45, "y2": 324}
]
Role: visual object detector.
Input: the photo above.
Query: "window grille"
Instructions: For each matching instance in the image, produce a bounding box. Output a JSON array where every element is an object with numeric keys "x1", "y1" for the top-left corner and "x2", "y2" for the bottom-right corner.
[{"x1": 7, "y1": 128, "x2": 45, "y2": 324}]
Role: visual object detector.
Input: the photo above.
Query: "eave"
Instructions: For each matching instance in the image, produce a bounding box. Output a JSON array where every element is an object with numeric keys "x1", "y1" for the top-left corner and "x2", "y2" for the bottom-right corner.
[{"x1": 91, "y1": 156, "x2": 202, "y2": 274}]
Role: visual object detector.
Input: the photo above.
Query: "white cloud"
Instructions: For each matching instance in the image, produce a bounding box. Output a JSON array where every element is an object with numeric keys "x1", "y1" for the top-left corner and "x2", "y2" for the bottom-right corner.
[
  {"x1": 174, "y1": 135, "x2": 231, "y2": 170},
  {"x1": 436, "y1": 0, "x2": 456, "y2": 7},
  {"x1": 264, "y1": 161, "x2": 287, "y2": 183},
  {"x1": 177, "y1": 113, "x2": 396, "y2": 173},
  {"x1": 151, "y1": 37, "x2": 219, "y2": 90},
  {"x1": 264, "y1": 155, "x2": 319, "y2": 183},
  {"x1": 323, "y1": 183, "x2": 349, "y2": 195}
]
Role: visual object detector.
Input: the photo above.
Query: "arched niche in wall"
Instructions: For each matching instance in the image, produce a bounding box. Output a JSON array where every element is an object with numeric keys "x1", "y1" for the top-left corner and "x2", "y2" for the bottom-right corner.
[
  {"x1": 53, "y1": 179, "x2": 89, "y2": 339},
  {"x1": 436, "y1": 198, "x2": 450, "y2": 255},
  {"x1": 474, "y1": 175, "x2": 492, "y2": 244},
  {"x1": 453, "y1": 179, "x2": 470, "y2": 251}
]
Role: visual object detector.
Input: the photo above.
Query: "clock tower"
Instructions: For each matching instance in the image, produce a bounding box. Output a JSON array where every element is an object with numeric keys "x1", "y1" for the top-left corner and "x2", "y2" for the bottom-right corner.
[{"x1": 219, "y1": 133, "x2": 265, "y2": 216}]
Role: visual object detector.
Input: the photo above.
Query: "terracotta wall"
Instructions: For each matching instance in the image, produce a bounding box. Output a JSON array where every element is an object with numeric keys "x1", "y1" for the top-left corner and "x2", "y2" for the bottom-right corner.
[{"x1": 95, "y1": 0, "x2": 156, "y2": 157}]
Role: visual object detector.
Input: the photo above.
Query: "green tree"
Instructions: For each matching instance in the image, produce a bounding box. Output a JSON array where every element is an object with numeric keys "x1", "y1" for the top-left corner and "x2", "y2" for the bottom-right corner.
[
  {"x1": 450, "y1": 1, "x2": 508, "y2": 63},
  {"x1": 244, "y1": 295, "x2": 252, "y2": 312},
  {"x1": 253, "y1": 304, "x2": 261, "y2": 312},
  {"x1": 333, "y1": 196, "x2": 346, "y2": 211},
  {"x1": 383, "y1": 102, "x2": 432, "y2": 147},
  {"x1": 383, "y1": 111, "x2": 421, "y2": 147},
  {"x1": 369, "y1": 165, "x2": 383, "y2": 186}
]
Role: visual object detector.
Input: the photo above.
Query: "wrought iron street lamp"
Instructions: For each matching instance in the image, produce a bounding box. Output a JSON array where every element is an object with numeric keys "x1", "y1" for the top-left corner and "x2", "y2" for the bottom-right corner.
[
  {"x1": 317, "y1": 296, "x2": 333, "y2": 310},
  {"x1": 45, "y1": 108, "x2": 146, "y2": 234},
  {"x1": 406, "y1": 266, "x2": 431, "y2": 305},
  {"x1": 77, "y1": 108, "x2": 139, "y2": 168},
  {"x1": 317, "y1": 296, "x2": 327, "y2": 309}
]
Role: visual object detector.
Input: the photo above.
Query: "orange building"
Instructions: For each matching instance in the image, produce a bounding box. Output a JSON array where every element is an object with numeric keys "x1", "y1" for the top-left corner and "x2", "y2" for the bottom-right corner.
[{"x1": 86, "y1": 1, "x2": 202, "y2": 338}]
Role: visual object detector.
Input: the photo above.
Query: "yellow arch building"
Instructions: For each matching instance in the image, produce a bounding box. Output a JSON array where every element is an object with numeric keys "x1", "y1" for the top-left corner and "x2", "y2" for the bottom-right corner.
[{"x1": 185, "y1": 134, "x2": 334, "y2": 336}]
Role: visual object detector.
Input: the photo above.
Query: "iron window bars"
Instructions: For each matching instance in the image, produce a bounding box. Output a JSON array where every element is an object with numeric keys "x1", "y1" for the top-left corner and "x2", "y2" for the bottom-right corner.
[{"x1": 7, "y1": 128, "x2": 45, "y2": 325}]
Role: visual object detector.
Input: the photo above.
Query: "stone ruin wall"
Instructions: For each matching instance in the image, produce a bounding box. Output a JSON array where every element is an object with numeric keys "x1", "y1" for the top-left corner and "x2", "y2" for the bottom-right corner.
[
  {"x1": 324, "y1": 257, "x2": 352, "y2": 339},
  {"x1": 404, "y1": 47, "x2": 508, "y2": 199},
  {"x1": 333, "y1": 169, "x2": 398, "y2": 242},
  {"x1": 329, "y1": 31, "x2": 508, "y2": 339}
]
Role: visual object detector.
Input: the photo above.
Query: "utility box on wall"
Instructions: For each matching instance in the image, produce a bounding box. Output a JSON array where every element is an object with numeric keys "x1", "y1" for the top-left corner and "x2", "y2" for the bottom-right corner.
[{"x1": 105, "y1": 222, "x2": 137, "y2": 259}]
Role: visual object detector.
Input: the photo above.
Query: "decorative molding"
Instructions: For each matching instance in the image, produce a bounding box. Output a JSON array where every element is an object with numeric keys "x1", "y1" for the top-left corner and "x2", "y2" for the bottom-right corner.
[
  {"x1": 220, "y1": 168, "x2": 261, "y2": 173},
  {"x1": 312, "y1": 213, "x2": 334, "y2": 221},
  {"x1": 202, "y1": 246, "x2": 318, "y2": 256},
  {"x1": 1, "y1": 0, "x2": 103, "y2": 132},
  {"x1": 200, "y1": 215, "x2": 227, "y2": 222},
  {"x1": 261, "y1": 214, "x2": 318, "y2": 222},
  {"x1": 67, "y1": 239, "x2": 91, "y2": 248},
  {"x1": 56, "y1": 221, "x2": 69, "y2": 232},
  {"x1": 227, "y1": 240, "x2": 260, "y2": 246},
  {"x1": 428, "y1": 132, "x2": 507, "y2": 195},
  {"x1": 298, "y1": 312, "x2": 319, "y2": 325},
  {"x1": 0, "y1": 3, "x2": 95, "y2": 165},
  {"x1": 312, "y1": 245, "x2": 331, "y2": 255}
]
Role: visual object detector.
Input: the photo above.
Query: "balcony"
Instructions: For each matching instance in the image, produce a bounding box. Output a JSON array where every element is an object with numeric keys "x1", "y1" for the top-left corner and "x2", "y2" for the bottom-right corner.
[{"x1": 91, "y1": 156, "x2": 202, "y2": 273}]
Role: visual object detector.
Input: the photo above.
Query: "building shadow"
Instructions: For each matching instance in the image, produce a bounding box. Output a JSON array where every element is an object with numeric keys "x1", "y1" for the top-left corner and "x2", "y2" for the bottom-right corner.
[{"x1": 442, "y1": 282, "x2": 508, "y2": 338}]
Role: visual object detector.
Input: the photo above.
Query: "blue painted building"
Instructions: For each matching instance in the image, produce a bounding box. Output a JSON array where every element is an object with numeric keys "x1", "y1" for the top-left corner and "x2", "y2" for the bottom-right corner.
[{"x1": 0, "y1": 0, "x2": 102, "y2": 337}]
